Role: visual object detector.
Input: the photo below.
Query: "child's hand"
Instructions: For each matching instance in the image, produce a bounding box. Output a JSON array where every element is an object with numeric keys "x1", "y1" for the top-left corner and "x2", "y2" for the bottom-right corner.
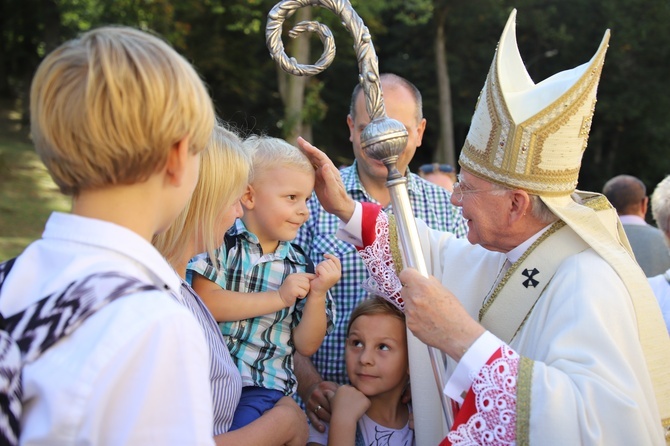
[
  {"x1": 309, "y1": 254, "x2": 341, "y2": 295},
  {"x1": 278, "y1": 273, "x2": 313, "y2": 307},
  {"x1": 330, "y1": 385, "x2": 370, "y2": 422}
]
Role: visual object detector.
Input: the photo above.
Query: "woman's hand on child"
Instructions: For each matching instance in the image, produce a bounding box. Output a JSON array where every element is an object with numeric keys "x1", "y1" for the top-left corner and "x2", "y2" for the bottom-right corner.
[
  {"x1": 278, "y1": 273, "x2": 313, "y2": 307},
  {"x1": 309, "y1": 254, "x2": 342, "y2": 295},
  {"x1": 274, "y1": 396, "x2": 309, "y2": 446}
]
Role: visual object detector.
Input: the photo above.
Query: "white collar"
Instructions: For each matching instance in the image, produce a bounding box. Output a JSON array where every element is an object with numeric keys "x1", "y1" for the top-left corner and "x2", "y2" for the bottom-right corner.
[
  {"x1": 507, "y1": 223, "x2": 554, "y2": 264},
  {"x1": 618, "y1": 215, "x2": 648, "y2": 226},
  {"x1": 43, "y1": 212, "x2": 182, "y2": 295}
]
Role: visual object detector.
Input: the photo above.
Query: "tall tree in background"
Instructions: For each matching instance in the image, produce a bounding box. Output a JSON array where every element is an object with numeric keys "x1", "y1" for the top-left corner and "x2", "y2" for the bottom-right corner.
[
  {"x1": 1, "y1": 0, "x2": 62, "y2": 121},
  {"x1": 276, "y1": 6, "x2": 311, "y2": 143},
  {"x1": 433, "y1": 2, "x2": 455, "y2": 166},
  {"x1": 384, "y1": 0, "x2": 459, "y2": 167}
]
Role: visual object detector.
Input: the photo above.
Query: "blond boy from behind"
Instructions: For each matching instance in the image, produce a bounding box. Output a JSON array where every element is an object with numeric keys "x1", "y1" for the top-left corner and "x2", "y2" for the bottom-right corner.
[{"x1": 0, "y1": 26, "x2": 216, "y2": 444}]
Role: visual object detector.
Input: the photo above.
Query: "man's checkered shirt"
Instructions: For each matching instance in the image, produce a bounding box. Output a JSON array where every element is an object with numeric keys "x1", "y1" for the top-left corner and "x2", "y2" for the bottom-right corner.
[{"x1": 293, "y1": 161, "x2": 468, "y2": 385}]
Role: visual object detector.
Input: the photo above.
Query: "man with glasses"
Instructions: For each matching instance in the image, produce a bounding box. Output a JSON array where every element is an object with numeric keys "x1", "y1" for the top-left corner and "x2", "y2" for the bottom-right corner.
[
  {"x1": 292, "y1": 73, "x2": 468, "y2": 432},
  {"x1": 297, "y1": 9, "x2": 668, "y2": 445},
  {"x1": 451, "y1": 174, "x2": 509, "y2": 202}
]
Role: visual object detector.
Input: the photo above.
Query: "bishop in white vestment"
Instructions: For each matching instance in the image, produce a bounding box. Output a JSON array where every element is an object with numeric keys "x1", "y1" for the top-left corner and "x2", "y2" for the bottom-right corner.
[{"x1": 297, "y1": 9, "x2": 670, "y2": 445}]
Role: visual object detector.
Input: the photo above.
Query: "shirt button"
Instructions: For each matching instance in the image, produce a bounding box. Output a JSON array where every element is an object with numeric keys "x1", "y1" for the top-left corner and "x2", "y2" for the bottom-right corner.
[
  {"x1": 241, "y1": 321, "x2": 247, "y2": 328},
  {"x1": 231, "y1": 338, "x2": 237, "y2": 343}
]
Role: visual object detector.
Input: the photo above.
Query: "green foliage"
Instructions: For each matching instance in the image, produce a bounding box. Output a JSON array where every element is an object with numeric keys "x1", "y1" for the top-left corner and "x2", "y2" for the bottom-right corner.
[
  {"x1": 386, "y1": 0, "x2": 433, "y2": 26},
  {"x1": 1, "y1": 0, "x2": 669, "y2": 196},
  {"x1": 303, "y1": 78, "x2": 328, "y2": 123}
]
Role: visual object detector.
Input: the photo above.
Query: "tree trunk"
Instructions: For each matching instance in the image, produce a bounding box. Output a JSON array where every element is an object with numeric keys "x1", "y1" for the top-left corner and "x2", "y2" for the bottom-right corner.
[
  {"x1": 434, "y1": 7, "x2": 456, "y2": 167},
  {"x1": 19, "y1": 0, "x2": 61, "y2": 124},
  {"x1": 42, "y1": 0, "x2": 61, "y2": 54},
  {"x1": 0, "y1": 0, "x2": 9, "y2": 99},
  {"x1": 277, "y1": 7, "x2": 311, "y2": 145}
]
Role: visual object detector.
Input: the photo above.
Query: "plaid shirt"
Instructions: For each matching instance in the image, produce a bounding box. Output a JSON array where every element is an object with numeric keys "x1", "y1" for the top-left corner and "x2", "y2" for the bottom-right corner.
[
  {"x1": 293, "y1": 161, "x2": 468, "y2": 385},
  {"x1": 187, "y1": 219, "x2": 335, "y2": 395}
]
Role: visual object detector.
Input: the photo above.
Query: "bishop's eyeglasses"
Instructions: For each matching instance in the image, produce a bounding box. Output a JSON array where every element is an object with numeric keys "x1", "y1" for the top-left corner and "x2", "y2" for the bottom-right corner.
[{"x1": 452, "y1": 177, "x2": 509, "y2": 203}]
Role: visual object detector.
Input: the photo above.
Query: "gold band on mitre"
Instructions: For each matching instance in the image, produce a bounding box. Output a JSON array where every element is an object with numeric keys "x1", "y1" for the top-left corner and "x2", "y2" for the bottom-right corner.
[{"x1": 459, "y1": 9, "x2": 609, "y2": 196}]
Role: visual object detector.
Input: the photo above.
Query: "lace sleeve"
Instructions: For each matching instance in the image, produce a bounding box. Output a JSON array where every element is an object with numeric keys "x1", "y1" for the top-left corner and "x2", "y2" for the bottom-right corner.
[
  {"x1": 446, "y1": 345, "x2": 519, "y2": 445},
  {"x1": 358, "y1": 210, "x2": 405, "y2": 311}
]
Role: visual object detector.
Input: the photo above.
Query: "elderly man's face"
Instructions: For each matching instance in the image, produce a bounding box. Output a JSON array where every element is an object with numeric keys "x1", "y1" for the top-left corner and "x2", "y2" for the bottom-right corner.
[{"x1": 451, "y1": 170, "x2": 512, "y2": 252}]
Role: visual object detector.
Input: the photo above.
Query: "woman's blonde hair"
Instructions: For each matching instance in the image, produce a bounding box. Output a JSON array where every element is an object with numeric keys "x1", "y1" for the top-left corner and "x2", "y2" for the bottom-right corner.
[
  {"x1": 243, "y1": 135, "x2": 313, "y2": 183},
  {"x1": 30, "y1": 26, "x2": 214, "y2": 196},
  {"x1": 154, "y1": 122, "x2": 250, "y2": 267}
]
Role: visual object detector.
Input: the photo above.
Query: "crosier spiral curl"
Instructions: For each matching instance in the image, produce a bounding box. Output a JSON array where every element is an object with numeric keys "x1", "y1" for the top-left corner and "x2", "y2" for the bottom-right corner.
[{"x1": 266, "y1": 0, "x2": 385, "y2": 123}]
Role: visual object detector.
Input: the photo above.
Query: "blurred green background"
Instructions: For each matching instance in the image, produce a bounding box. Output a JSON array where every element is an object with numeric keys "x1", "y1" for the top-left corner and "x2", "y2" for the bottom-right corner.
[{"x1": 0, "y1": 104, "x2": 69, "y2": 260}]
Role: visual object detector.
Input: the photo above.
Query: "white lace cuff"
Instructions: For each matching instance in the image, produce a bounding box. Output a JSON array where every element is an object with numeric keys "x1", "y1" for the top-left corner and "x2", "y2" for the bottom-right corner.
[
  {"x1": 358, "y1": 210, "x2": 404, "y2": 311},
  {"x1": 444, "y1": 331, "x2": 504, "y2": 404}
]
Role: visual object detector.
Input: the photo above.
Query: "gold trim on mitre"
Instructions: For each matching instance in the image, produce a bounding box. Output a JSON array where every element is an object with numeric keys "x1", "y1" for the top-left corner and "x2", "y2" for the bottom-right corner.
[{"x1": 459, "y1": 9, "x2": 610, "y2": 196}]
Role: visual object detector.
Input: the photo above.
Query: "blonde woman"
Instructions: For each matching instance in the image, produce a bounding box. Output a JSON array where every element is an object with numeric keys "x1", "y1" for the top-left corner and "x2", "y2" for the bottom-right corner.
[{"x1": 154, "y1": 124, "x2": 308, "y2": 445}]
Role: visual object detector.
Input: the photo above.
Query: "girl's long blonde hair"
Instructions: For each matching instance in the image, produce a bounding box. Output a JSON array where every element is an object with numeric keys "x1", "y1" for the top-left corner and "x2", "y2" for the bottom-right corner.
[{"x1": 154, "y1": 122, "x2": 250, "y2": 267}]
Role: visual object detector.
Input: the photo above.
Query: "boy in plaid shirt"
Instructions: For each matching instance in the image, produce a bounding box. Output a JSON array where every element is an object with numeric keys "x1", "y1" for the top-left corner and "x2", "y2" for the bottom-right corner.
[{"x1": 188, "y1": 135, "x2": 340, "y2": 430}]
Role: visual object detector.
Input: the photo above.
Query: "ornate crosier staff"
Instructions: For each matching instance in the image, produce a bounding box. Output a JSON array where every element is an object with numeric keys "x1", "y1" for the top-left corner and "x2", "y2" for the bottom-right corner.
[{"x1": 266, "y1": 1, "x2": 452, "y2": 442}]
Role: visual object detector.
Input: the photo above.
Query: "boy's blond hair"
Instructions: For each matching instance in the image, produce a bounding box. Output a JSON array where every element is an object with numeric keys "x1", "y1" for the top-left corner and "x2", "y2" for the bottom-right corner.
[
  {"x1": 243, "y1": 135, "x2": 313, "y2": 183},
  {"x1": 30, "y1": 26, "x2": 214, "y2": 196},
  {"x1": 154, "y1": 122, "x2": 250, "y2": 267}
]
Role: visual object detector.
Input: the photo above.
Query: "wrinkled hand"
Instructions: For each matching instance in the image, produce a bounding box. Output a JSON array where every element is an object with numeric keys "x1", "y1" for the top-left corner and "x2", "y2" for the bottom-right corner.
[
  {"x1": 399, "y1": 268, "x2": 485, "y2": 362},
  {"x1": 304, "y1": 380, "x2": 339, "y2": 433},
  {"x1": 329, "y1": 385, "x2": 370, "y2": 423},
  {"x1": 274, "y1": 396, "x2": 309, "y2": 446},
  {"x1": 309, "y1": 254, "x2": 341, "y2": 295},
  {"x1": 278, "y1": 273, "x2": 313, "y2": 307},
  {"x1": 297, "y1": 137, "x2": 356, "y2": 222}
]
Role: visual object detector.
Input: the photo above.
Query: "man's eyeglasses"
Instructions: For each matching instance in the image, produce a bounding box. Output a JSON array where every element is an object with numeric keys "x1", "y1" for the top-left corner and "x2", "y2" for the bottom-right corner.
[
  {"x1": 418, "y1": 163, "x2": 454, "y2": 174},
  {"x1": 452, "y1": 181, "x2": 508, "y2": 203}
]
